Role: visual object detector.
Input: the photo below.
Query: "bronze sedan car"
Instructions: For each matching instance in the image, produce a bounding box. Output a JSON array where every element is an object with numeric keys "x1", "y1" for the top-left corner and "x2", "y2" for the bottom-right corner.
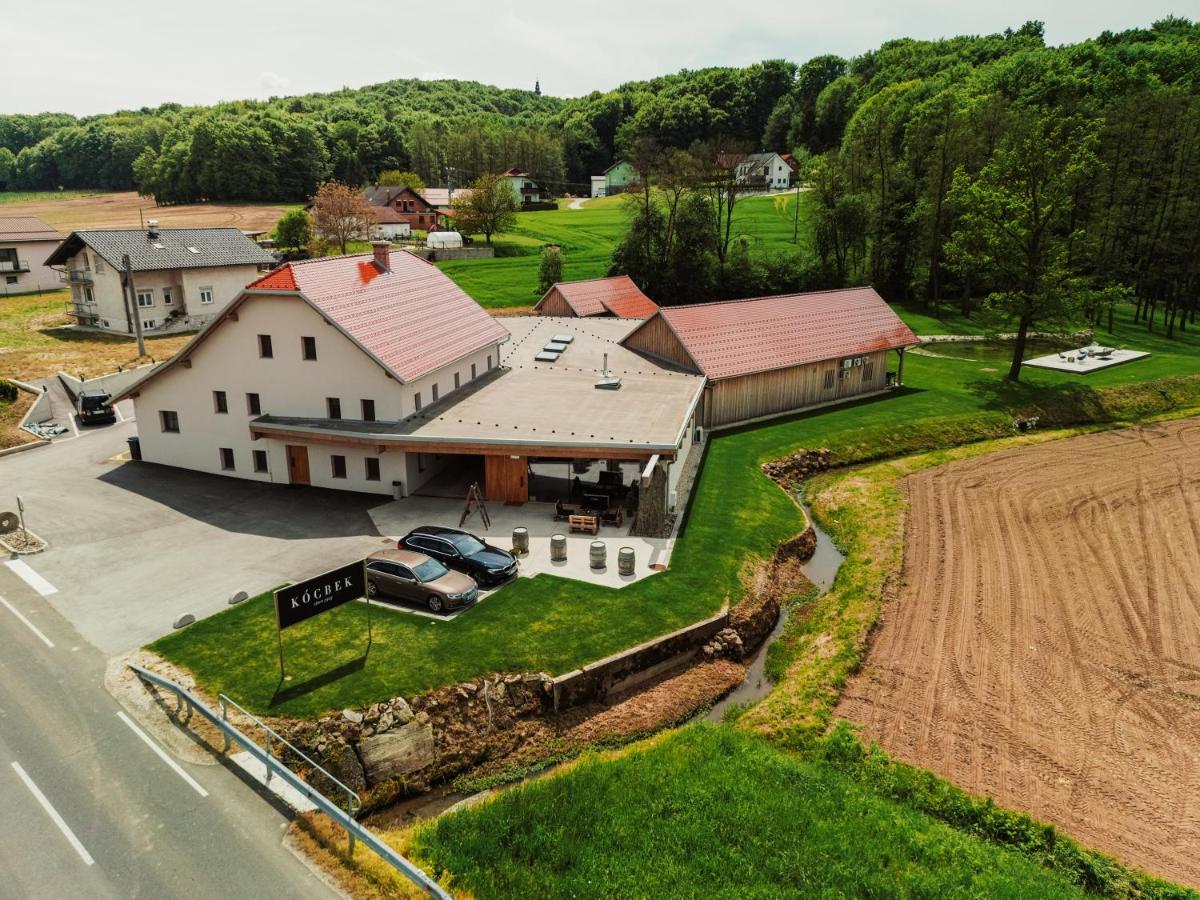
[{"x1": 365, "y1": 549, "x2": 479, "y2": 614}]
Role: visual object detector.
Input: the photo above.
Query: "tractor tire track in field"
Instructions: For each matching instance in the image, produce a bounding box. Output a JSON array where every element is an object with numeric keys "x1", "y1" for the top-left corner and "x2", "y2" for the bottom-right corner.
[{"x1": 837, "y1": 419, "x2": 1200, "y2": 887}]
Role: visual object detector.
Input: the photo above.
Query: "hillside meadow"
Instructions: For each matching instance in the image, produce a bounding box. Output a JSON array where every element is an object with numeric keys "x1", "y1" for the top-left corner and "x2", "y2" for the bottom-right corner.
[{"x1": 437, "y1": 191, "x2": 815, "y2": 308}]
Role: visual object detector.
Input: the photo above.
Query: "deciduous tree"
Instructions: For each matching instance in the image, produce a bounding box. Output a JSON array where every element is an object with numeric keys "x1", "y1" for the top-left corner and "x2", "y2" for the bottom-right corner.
[
  {"x1": 945, "y1": 111, "x2": 1102, "y2": 381},
  {"x1": 312, "y1": 181, "x2": 374, "y2": 255},
  {"x1": 452, "y1": 173, "x2": 518, "y2": 245}
]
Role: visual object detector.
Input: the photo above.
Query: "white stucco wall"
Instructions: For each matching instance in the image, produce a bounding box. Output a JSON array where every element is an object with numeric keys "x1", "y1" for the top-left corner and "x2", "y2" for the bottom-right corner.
[
  {"x1": 130, "y1": 292, "x2": 503, "y2": 496},
  {"x1": 0, "y1": 239, "x2": 62, "y2": 294},
  {"x1": 63, "y1": 245, "x2": 261, "y2": 333}
]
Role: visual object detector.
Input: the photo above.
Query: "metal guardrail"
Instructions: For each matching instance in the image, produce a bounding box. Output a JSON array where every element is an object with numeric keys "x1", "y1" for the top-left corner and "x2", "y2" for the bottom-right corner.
[{"x1": 127, "y1": 662, "x2": 451, "y2": 899}]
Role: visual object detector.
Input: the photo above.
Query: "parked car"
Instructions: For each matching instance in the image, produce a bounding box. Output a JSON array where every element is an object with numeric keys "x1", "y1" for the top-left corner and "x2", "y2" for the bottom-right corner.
[
  {"x1": 77, "y1": 389, "x2": 116, "y2": 425},
  {"x1": 365, "y1": 549, "x2": 478, "y2": 614},
  {"x1": 398, "y1": 525, "x2": 518, "y2": 588}
]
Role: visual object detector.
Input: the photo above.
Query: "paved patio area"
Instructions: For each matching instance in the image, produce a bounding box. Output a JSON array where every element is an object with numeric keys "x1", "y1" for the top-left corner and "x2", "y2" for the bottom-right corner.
[
  {"x1": 1024, "y1": 346, "x2": 1150, "y2": 373},
  {"x1": 370, "y1": 496, "x2": 674, "y2": 589}
]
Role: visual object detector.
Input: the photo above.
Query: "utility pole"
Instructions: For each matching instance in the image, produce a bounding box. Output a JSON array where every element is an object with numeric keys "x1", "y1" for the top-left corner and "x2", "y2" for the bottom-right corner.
[
  {"x1": 792, "y1": 179, "x2": 801, "y2": 244},
  {"x1": 123, "y1": 254, "x2": 146, "y2": 357}
]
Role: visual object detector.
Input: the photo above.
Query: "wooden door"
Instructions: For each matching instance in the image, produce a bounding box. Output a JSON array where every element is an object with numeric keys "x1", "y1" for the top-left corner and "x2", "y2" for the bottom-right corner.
[
  {"x1": 286, "y1": 445, "x2": 310, "y2": 485},
  {"x1": 484, "y1": 455, "x2": 527, "y2": 503}
]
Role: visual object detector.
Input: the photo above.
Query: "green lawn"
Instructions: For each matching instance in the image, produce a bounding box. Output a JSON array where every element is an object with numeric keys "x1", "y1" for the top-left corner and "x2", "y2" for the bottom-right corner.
[
  {"x1": 0, "y1": 190, "x2": 93, "y2": 204},
  {"x1": 410, "y1": 725, "x2": 1090, "y2": 899},
  {"x1": 150, "y1": 302, "x2": 1200, "y2": 718},
  {"x1": 437, "y1": 191, "x2": 815, "y2": 308}
]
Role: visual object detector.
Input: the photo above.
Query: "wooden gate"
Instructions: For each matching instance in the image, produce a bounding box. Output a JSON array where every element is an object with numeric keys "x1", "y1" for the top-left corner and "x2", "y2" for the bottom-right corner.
[{"x1": 484, "y1": 455, "x2": 527, "y2": 503}]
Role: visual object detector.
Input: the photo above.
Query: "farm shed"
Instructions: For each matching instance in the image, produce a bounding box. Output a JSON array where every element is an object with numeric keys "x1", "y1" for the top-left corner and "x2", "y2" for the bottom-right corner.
[
  {"x1": 621, "y1": 287, "x2": 918, "y2": 429},
  {"x1": 534, "y1": 275, "x2": 658, "y2": 319}
]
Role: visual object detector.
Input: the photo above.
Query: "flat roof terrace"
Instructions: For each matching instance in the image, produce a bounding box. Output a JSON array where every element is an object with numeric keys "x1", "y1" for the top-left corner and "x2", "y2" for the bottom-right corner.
[{"x1": 251, "y1": 317, "x2": 706, "y2": 458}]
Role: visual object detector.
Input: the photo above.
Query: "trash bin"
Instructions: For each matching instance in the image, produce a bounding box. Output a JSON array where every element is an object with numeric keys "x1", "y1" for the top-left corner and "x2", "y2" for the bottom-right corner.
[
  {"x1": 127, "y1": 436, "x2": 142, "y2": 460},
  {"x1": 391, "y1": 480, "x2": 405, "y2": 500}
]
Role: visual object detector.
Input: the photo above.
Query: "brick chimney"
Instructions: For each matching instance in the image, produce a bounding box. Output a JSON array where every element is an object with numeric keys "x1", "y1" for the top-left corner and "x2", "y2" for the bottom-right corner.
[{"x1": 371, "y1": 240, "x2": 391, "y2": 272}]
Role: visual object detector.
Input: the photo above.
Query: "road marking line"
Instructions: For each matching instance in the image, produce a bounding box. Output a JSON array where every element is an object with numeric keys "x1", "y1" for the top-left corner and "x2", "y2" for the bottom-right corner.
[
  {"x1": 4, "y1": 560, "x2": 58, "y2": 596},
  {"x1": 0, "y1": 594, "x2": 55, "y2": 648},
  {"x1": 115, "y1": 711, "x2": 208, "y2": 797},
  {"x1": 10, "y1": 761, "x2": 95, "y2": 866}
]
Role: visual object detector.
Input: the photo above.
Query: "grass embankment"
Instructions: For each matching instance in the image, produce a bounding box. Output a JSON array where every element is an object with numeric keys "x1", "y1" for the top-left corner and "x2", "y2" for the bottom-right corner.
[
  {"x1": 149, "y1": 302, "x2": 1200, "y2": 719},
  {"x1": 0, "y1": 383, "x2": 36, "y2": 450},
  {"x1": 410, "y1": 725, "x2": 1099, "y2": 899},
  {"x1": 437, "y1": 191, "x2": 816, "y2": 308},
  {"x1": 406, "y1": 396, "x2": 1200, "y2": 900},
  {"x1": 0, "y1": 289, "x2": 190, "y2": 382}
]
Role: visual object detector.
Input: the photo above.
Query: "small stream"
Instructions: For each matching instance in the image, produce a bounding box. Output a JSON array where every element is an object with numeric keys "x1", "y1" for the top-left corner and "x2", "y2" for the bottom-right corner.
[
  {"x1": 704, "y1": 500, "x2": 845, "y2": 722},
  {"x1": 372, "y1": 500, "x2": 846, "y2": 826}
]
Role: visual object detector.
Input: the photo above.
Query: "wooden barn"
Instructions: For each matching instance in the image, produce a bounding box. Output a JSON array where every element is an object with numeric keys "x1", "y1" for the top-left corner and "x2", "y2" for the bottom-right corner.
[
  {"x1": 621, "y1": 287, "x2": 918, "y2": 429},
  {"x1": 534, "y1": 275, "x2": 659, "y2": 319}
]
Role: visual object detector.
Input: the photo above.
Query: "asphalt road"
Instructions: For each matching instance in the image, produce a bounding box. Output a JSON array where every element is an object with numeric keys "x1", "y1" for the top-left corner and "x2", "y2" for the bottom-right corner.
[{"x1": 0, "y1": 564, "x2": 334, "y2": 899}]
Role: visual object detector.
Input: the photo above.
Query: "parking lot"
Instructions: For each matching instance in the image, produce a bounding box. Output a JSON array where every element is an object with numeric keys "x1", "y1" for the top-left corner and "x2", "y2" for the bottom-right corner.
[
  {"x1": 0, "y1": 419, "x2": 387, "y2": 653},
  {"x1": 1, "y1": 418, "x2": 678, "y2": 656}
]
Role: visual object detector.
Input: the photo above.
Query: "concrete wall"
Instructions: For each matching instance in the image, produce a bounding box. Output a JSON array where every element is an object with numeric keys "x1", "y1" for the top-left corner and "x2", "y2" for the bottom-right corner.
[
  {"x1": 58, "y1": 363, "x2": 162, "y2": 403},
  {"x1": 411, "y1": 247, "x2": 495, "y2": 261},
  {"x1": 550, "y1": 609, "x2": 730, "y2": 710},
  {"x1": 0, "y1": 239, "x2": 62, "y2": 294},
  {"x1": 130, "y1": 293, "x2": 502, "y2": 496}
]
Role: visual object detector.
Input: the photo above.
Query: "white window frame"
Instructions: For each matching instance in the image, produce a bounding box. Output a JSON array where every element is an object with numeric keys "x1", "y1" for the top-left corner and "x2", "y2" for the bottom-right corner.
[
  {"x1": 162, "y1": 287, "x2": 173, "y2": 305},
  {"x1": 136, "y1": 289, "x2": 154, "y2": 308},
  {"x1": 142, "y1": 319, "x2": 156, "y2": 329},
  {"x1": 198, "y1": 287, "x2": 214, "y2": 305}
]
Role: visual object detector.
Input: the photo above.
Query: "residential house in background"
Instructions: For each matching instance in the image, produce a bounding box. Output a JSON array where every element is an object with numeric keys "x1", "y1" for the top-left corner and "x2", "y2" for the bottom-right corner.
[
  {"x1": 604, "y1": 160, "x2": 638, "y2": 196},
  {"x1": 362, "y1": 186, "x2": 444, "y2": 234},
  {"x1": 371, "y1": 207, "x2": 413, "y2": 241},
  {"x1": 44, "y1": 224, "x2": 275, "y2": 334},
  {"x1": 0, "y1": 216, "x2": 65, "y2": 294},
  {"x1": 734, "y1": 152, "x2": 794, "y2": 190},
  {"x1": 534, "y1": 276, "x2": 658, "y2": 319},
  {"x1": 500, "y1": 168, "x2": 543, "y2": 205}
]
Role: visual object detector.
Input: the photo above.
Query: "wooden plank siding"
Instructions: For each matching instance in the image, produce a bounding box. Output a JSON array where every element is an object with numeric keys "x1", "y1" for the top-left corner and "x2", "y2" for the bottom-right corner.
[
  {"x1": 620, "y1": 314, "x2": 702, "y2": 373},
  {"x1": 702, "y1": 349, "x2": 889, "y2": 428},
  {"x1": 484, "y1": 454, "x2": 528, "y2": 502},
  {"x1": 534, "y1": 288, "x2": 576, "y2": 317}
]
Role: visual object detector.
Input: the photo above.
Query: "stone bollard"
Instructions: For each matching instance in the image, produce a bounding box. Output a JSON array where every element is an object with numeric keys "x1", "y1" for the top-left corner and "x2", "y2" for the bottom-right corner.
[
  {"x1": 512, "y1": 526, "x2": 529, "y2": 555},
  {"x1": 618, "y1": 546, "x2": 635, "y2": 576},
  {"x1": 550, "y1": 533, "x2": 567, "y2": 562},
  {"x1": 589, "y1": 540, "x2": 607, "y2": 570}
]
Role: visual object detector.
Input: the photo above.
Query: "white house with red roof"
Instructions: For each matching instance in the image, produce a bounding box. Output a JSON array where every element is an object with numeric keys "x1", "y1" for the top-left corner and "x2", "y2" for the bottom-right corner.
[
  {"x1": 113, "y1": 243, "x2": 706, "y2": 510},
  {"x1": 621, "y1": 287, "x2": 918, "y2": 428}
]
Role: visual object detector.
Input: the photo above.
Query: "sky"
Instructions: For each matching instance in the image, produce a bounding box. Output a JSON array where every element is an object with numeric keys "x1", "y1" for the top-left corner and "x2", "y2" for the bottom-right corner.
[{"x1": 1, "y1": 1, "x2": 1189, "y2": 116}]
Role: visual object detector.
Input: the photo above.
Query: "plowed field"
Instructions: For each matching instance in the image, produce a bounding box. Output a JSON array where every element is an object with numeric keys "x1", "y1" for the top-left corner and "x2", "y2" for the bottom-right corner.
[{"x1": 837, "y1": 419, "x2": 1200, "y2": 886}]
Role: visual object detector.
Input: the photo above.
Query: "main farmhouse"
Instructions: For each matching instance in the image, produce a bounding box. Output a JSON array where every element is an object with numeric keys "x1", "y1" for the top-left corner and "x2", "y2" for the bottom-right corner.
[
  {"x1": 45, "y1": 224, "x2": 275, "y2": 334},
  {"x1": 114, "y1": 247, "x2": 915, "y2": 523}
]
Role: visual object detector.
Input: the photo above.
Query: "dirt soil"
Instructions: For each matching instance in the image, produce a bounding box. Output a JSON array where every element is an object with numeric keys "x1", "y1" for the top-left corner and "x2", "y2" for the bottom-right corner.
[
  {"x1": 2, "y1": 192, "x2": 292, "y2": 233},
  {"x1": 837, "y1": 419, "x2": 1200, "y2": 887}
]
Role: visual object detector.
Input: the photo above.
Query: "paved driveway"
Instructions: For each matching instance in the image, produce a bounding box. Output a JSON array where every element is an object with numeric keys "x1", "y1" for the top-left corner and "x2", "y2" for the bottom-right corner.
[{"x1": 1, "y1": 419, "x2": 388, "y2": 654}]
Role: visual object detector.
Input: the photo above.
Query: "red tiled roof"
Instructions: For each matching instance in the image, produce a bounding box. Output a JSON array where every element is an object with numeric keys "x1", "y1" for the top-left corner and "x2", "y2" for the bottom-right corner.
[
  {"x1": 372, "y1": 207, "x2": 408, "y2": 224},
  {"x1": 539, "y1": 276, "x2": 658, "y2": 319},
  {"x1": 635, "y1": 287, "x2": 917, "y2": 380},
  {"x1": 248, "y1": 250, "x2": 508, "y2": 382},
  {"x1": 251, "y1": 266, "x2": 297, "y2": 290}
]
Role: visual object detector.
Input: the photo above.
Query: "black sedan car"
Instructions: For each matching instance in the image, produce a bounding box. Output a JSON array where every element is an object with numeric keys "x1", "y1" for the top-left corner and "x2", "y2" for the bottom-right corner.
[{"x1": 398, "y1": 525, "x2": 518, "y2": 588}]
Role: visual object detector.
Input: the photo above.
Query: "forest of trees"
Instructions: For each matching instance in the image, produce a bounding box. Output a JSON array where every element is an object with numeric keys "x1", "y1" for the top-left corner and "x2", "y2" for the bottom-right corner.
[{"x1": 1, "y1": 18, "x2": 1198, "y2": 352}]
